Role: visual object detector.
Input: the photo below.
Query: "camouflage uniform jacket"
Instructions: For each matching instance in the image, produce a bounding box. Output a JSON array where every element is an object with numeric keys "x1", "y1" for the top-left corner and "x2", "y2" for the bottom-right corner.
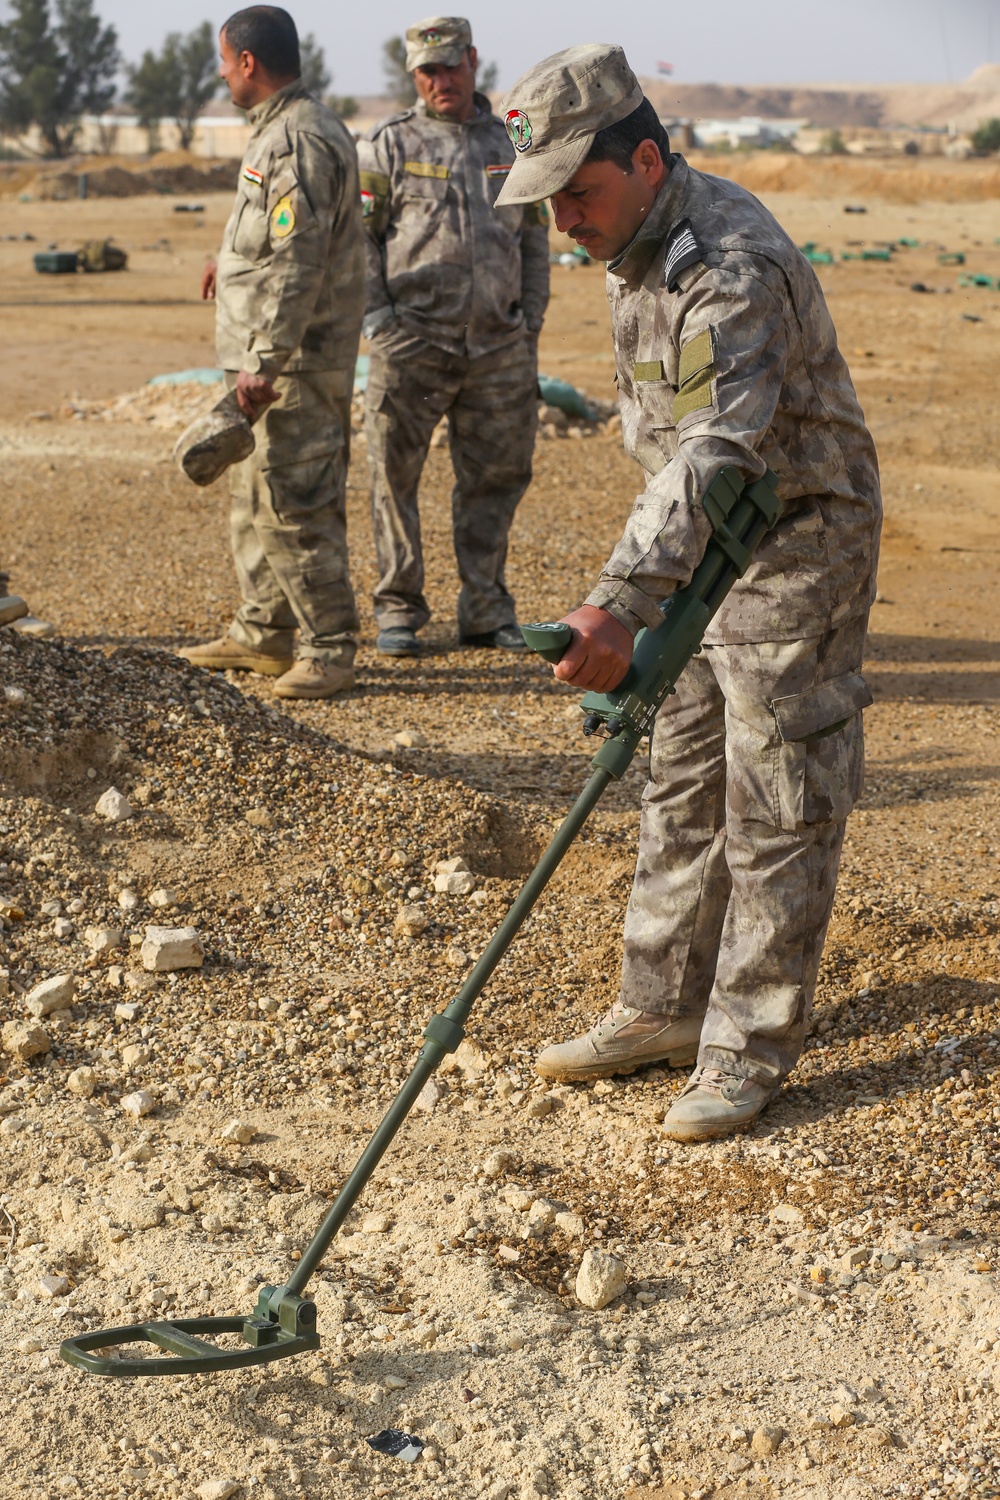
[
  {"x1": 357, "y1": 94, "x2": 550, "y2": 357},
  {"x1": 216, "y1": 81, "x2": 364, "y2": 379},
  {"x1": 586, "y1": 154, "x2": 882, "y2": 644}
]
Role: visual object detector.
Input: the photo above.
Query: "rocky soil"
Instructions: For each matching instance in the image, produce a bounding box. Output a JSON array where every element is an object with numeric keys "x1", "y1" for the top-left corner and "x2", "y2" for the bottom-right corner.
[{"x1": 0, "y1": 165, "x2": 998, "y2": 1500}]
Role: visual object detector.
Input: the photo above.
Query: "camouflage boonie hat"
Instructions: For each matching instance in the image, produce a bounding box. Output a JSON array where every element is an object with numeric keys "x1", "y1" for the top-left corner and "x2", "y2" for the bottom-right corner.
[
  {"x1": 495, "y1": 43, "x2": 644, "y2": 206},
  {"x1": 173, "y1": 389, "x2": 255, "y2": 487},
  {"x1": 405, "y1": 15, "x2": 472, "y2": 71}
]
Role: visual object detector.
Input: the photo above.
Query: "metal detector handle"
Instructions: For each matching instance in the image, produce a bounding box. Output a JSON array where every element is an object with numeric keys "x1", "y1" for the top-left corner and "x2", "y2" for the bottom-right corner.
[{"x1": 520, "y1": 621, "x2": 573, "y2": 662}]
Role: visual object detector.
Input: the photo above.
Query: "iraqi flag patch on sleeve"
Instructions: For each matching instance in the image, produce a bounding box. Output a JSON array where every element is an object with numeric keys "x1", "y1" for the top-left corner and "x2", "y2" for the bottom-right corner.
[
  {"x1": 242, "y1": 165, "x2": 264, "y2": 187},
  {"x1": 485, "y1": 163, "x2": 512, "y2": 177}
]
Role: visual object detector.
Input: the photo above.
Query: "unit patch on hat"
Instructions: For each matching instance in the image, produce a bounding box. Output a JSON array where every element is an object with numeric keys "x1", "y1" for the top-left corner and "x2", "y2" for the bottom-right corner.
[
  {"x1": 242, "y1": 165, "x2": 264, "y2": 187},
  {"x1": 271, "y1": 196, "x2": 296, "y2": 238},
  {"x1": 485, "y1": 163, "x2": 512, "y2": 177},
  {"x1": 504, "y1": 109, "x2": 533, "y2": 153},
  {"x1": 664, "y1": 218, "x2": 702, "y2": 291},
  {"x1": 421, "y1": 27, "x2": 442, "y2": 43}
]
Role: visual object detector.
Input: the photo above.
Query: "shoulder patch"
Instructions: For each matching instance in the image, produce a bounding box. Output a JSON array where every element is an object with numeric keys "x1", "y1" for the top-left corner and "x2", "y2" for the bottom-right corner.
[{"x1": 664, "y1": 217, "x2": 703, "y2": 292}]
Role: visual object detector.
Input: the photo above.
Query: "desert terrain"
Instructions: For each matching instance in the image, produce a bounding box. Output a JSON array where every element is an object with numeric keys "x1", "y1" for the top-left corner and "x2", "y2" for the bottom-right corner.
[{"x1": 0, "y1": 152, "x2": 998, "y2": 1500}]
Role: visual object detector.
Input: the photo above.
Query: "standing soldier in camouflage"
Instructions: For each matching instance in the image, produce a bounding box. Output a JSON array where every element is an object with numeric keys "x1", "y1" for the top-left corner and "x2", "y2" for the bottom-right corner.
[
  {"x1": 358, "y1": 16, "x2": 550, "y2": 657},
  {"x1": 181, "y1": 6, "x2": 364, "y2": 700},
  {"x1": 497, "y1": 46, "x2": 881, "y2": 1140}
]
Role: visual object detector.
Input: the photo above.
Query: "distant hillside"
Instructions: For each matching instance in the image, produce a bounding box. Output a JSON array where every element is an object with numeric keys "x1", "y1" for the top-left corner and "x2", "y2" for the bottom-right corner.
[{"x1": 639, "y1": 67, "x2": 1000, "y2": 131}]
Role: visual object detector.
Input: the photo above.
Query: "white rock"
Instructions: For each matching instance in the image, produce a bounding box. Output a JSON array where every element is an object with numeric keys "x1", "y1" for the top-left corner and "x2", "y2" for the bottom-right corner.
[
  {"x1": 38, "y1": 1274, "x2": 70, "y2": 1299},
  {"x1": 433, "y1": 870, "x2": 476, "y2": 896},
  {"x1": 53, "y1": 917, "x2": 74, "y2": 939},
  {"x1": 394, "y1": 904, "x2": 428, "y2": 938},
  {"x1": 149, "y1": 887, "x2": 178, "y2": 909},
  {"x1": 24, "y1": 973, "x2": 76, "y2": 1017},
  {"x1": 415, "y1": 1078, "x2": 444, "y2": 1112},
  {"x1": 770, "y1": 1202, "x2": 805, "y2": 1227},
  {"x1": 219, "y1": 1119, "x2": 255, "y2": 1145},
  {"x1": 196, "y1": 1482, "x2": 240, "y2": 1500},
  {"x1": 114, "y1": 1001, "x2": 140, "y2": 1021},
  {"x1": 434, "y1": 856, "x2": 470, "y2": 874},
  {"x1": 362, "y1": 1213, "x2": 391, "y2": 1234},
  {"x1": 121, "y1": 1090, "x2": 154, "y2": 1119},
  {"x1": 67, "y1": 1066, "x2": 96, "y2": 1098},
  {"x1": 383, "y1": 1373, "x2": 407, "y2": 1389},
  {"x1": 392, "y1": 729, "x2": 428, "y2": 748},
  {"x1": 527, "y1": 1199, "x2": 557, "y2": 1229},
  {"x1": 482, "y1": 1148, "x2": 515, "y2": 1178},
  {"x1": 95, "y1": 786, "x2": 133, "y2": 823},
  {"x1": 441, "y1": 1039, "x2": 487, "y2": 1077},
  {"x1": 497, "y1": 1244, "x2": 520, "y2": 1263},
  {"x1": 555, "y1": 1211, "x2": 585, "y2": 1239},
  {"x1": 84, "y1": 926, "x2": 124, "y2": 955},
  {"x1": 2, "y1": 1020, "x2": 50, "y2": 1060},
  {"x1": 201, "y1": 1214, "x2": 223, "y2": 1236},
  {"x1": 125, "y1": 972, "x2": 157, "y2": 994},
  {"x1": 839, "y1": 1247, "x2": 870, "y2": 1270},
  {"x1": 117, "y1": 888, "x2": 139, "y2": 912},
  {"x1": 120, "y1": 1043, "x2": 149, "y2": 1071},
  {"x1": 140, "y1": 925, "x2": 204, "y2": 972},
  {"x1": 445, "y1": 944, "x2": 468, "y2": 967},
  {"x1": 575, "y1": 1248, "x2": 628, "y2": 1310}
]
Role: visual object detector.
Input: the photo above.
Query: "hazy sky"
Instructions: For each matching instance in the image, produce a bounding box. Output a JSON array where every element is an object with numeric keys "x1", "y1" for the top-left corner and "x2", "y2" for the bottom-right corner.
[{"x1": 23, "y1": 0, "x2": 1000, "y2": 93}]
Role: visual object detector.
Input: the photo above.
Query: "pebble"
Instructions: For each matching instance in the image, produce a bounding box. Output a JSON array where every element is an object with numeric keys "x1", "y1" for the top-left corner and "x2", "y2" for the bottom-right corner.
[
  {"x1": 383, "y1": 1373, "x2": 407, "y2": 1390},
  {"x1": 362, "y1": 1213, "x2": 391, "y2": 1234},
  {"x1": 829, "y1": 1404, "x2": 855, "y2": 1428},
  {"x1": 839, "y1": 1248, "x2": 870, "y2": 1270},
  {"x1": 196, "y1": 1482, "x2": 239, "y2": 1500},
  {"x1": 120, "y1": 1043, "x2": 150, "y2": 1071},
  {"x1": 121, "y1": 1090, "x2": 154, "y2": 1118},
  {"x1": 38, "y1": 1274, "x2": 70, "y2": 1298},
  {"x1": 219, "y1": 1119, "x2": 255, "y2": 1144},
  {"x1": 117, "y1": 888, "x2": 139, "y2": 912},
  {"x1": 445, "y1": 944, "x2": 468, "y2": 967},
  {"x1": 527, "y1": 1199, "x2": 557, "y2": 1229},
  {"x1": 114, "y1": 1001, "x2": 140, "y2": 1021},
  {"x1": 482, "y1": 1148, "x2": 515, "y2": 1178},
  {"x1": 125, "y1": 972, "x2": 157, "y2": 994},
  {"x1": 751, "y1": 1426, "x2": 786, "y2": 1457},
  {"x1": 149, "y1": 887, "x2": 178, "y2": 909},
  {"x1": 67, "y1": 1066, "x2": 96, "y2": 1098},
  {"x1": 392, "y1": 729, "x2": 428, "y2": 748},
  {"x1": 140, "y1": 925, "x2": 204, "y2": 972},
  {"x1": 95, "y1": 786, "x2": 133, "y2": 822},
  {"x1": 555, "y1": 1211, "x2": 585, "y2": 1239},
  {"x1": 84, "y1": 926, "x2": 124, "y2": 955},
  {"x1": 24, "y1": 973, "x2": 76, "y2": 1017},
  {"x1": 433, "y1": 870, "x2": 476, "y2": 896},
  {"x1": 415, "y1": 1078, "x2": 444, "y2": 1112},
  {"x1": 575, "y1": 1248, "x2": 627, "y2": 1310},
  {"x1": 434, "y1": 856, "x2": 469, "y2": 875},
  {"x1": 770, "y1": 1203, "x2": 805, "y2": 1227},
  {"x1": 201, "y1": 1213, "x2": 223, "y2": 1236},
  {"x1": 53, "y1": 917, "x2": 74, "y2": 939},
  {"x1": 524, "y1": 1094, "x2": 553, "y2": 1119},
  {"x1": 2, "y1": 1019, "x2": 51, "y2": 1060},
  {"x1": 394, "y1": 905, "x2": 428, "y2": 938}
]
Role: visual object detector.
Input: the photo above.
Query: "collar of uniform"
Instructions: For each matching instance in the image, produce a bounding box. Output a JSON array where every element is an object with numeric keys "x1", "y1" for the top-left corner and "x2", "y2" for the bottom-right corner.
[
  {"x1": 417, "y1": 90, "x2": 494, "y2": 126},
  {"x1": 248, "y1": 78, "x2": 309, "y2": 130},
  {"x1": 607, "y1": 154, "x2": 690, "y2": 288}
]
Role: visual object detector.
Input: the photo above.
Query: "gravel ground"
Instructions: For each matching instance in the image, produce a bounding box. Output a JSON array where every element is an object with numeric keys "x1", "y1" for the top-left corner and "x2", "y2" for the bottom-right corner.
[{"x1": 0, "y1": 171, "x2": 999, "y2": 1500}]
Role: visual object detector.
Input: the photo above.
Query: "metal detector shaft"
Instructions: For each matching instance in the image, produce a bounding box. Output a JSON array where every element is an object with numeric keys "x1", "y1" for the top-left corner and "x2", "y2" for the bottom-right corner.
[{"x1": 285, "y1": 764, "x2": 614, "y2": 1293}]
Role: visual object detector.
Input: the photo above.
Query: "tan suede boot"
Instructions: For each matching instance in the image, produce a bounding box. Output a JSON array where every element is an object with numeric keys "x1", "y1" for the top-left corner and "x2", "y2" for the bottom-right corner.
[{"x1": 534, "y1": 1002, "x2": 702, "y2": 1082}]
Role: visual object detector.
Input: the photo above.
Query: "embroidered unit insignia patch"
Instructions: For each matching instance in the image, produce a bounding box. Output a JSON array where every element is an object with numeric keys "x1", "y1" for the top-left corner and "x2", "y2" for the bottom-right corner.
[
  {"x1": 360, "y1": 189, "x2": 375, "y2": 218},
  {"x1": 664, "y1": 218, "x2": 702, "y2": 291},
  {"x1": 504, "y1": 109, "x2": 532, "y2": 153},
  {"x1": 271, "y1": 196, "x2": 295, "y2": 237}
]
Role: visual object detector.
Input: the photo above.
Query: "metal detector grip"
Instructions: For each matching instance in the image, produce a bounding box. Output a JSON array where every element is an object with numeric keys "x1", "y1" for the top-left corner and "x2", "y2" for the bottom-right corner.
[{"x1": 520, "y1": 621, "x2": 573, "y2": 662}]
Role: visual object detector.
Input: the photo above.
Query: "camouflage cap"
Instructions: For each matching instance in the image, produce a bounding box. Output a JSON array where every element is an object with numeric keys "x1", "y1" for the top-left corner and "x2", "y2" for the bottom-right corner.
[
  {"x1": 405, "y1": 16, "x2": 472, "y2": 71},
  {"x1": 173, "y1": 390, "x2": 255, "y2": 487},
  {"x1": 494, "y1": 44, "x2": 643, "y2": 206}
]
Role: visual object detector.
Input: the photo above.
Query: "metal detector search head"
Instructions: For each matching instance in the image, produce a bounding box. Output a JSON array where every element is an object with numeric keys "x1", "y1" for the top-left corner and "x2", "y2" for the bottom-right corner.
[{"x1": 60, "y1": 1286, "x2": 318, "y2": 1377}]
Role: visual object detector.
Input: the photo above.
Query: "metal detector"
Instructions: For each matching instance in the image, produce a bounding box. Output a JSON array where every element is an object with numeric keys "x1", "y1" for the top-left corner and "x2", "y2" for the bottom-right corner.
[{"x1": 60, "y1": 466, "x2": 779, "y2": 1379}]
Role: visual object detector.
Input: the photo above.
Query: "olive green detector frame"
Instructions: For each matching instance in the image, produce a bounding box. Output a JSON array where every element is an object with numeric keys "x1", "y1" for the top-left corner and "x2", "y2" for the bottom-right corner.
[{"x1": 60, "y1": 465, "x2": 779, "y2": 1379}]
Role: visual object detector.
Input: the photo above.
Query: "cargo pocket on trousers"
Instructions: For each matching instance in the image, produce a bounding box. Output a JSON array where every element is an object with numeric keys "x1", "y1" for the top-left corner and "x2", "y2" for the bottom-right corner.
[{"x1": 770, "y1": 670, "x2": 873, "y2": 830}]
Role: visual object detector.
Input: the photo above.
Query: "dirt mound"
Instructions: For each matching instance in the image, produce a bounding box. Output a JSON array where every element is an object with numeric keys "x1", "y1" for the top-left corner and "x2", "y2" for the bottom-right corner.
[
  {"x1": 23, "y1": 158, "x2": 238, "y2": 201},
  {"x1": 687, "y1": 149, "x2": 1000, "y2": 202}
]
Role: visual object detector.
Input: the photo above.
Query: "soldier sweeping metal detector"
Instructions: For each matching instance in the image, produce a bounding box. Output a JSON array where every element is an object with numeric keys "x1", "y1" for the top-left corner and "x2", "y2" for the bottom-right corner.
[{"x1": 60, "y1": 465, "x2": 780, "y2": 1380}]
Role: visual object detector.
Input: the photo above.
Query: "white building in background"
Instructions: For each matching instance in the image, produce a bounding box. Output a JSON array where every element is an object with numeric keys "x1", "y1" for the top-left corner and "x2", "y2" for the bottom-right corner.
[{"x1": 691, "y1": 116, "x2": 807, "y2": 150}]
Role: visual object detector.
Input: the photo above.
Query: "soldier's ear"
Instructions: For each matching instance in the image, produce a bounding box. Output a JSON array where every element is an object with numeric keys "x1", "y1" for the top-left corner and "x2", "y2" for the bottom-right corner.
[{"x1": 467, "y1": 45, "x2": 478, "y2": 74}]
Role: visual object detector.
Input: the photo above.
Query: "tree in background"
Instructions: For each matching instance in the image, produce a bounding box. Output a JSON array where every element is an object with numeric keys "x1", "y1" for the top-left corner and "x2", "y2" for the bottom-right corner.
[
  {"x1": 298, "y1": 32, "x2": 329, "y2": 97},
  {"x1": 0, "y1": 0, "x2": 118, "y2": 155},
  {"x1": 125, "y1": 23, "x2": 219, "y2": 153},
  {"x1": 971, "y1": 118, "x2": 1000, "y2": 153},
  {"x1": 478, "y1": 60, "x2": 498, "y2": 92},
  {"x1": 382, "y1": 36, "x2": 415, "y2": 106}
]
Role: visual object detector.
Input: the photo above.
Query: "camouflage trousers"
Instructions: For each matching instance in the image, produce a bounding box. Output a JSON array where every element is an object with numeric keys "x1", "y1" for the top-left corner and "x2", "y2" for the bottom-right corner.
[
  {"x1": 364, "y1": 325, "x2": 537, "y2": 635},
  {"x1": 619, "y1": 615, "x2": 871, "y2": 1085},
  {"x1": 226, "y1": 370, "x2": 359, "y2": 666}
]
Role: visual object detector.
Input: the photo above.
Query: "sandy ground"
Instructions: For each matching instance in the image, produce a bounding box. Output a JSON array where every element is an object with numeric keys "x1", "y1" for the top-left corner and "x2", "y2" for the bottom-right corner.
[{"x1": 0, "y1": 156, "x2": 998, "y2": 1500}]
